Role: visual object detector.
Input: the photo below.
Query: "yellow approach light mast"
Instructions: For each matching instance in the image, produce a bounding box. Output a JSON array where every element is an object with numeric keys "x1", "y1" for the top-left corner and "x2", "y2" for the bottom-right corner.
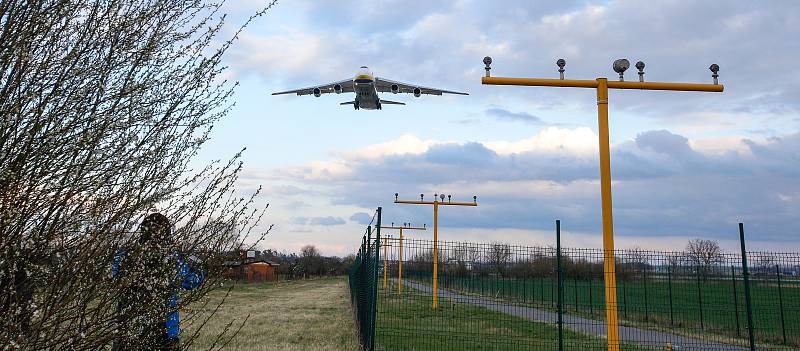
[
  {"x1": 394, "y1": 193, "x2": 478, "y2": 309},
  {"x1": 480, "y1": 56, "x2": 723, "y2": 351},
  {"x1": 380, "y1": 222, "x2": 427, "y2": 293}
]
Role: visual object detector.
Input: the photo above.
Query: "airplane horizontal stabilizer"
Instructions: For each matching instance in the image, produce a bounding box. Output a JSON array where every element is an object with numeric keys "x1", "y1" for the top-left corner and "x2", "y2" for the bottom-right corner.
[
  {"x1": 339, "y1": 101, "x2": 356, "y2": 105},
  {"x1": 379, "y1": 99, "x2": 406, "y2": 105}
]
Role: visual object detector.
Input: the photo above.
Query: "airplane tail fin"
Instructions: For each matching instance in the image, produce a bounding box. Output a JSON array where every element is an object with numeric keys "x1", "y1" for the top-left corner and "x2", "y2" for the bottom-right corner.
[{"x1": 379, "y1": 99, "x2": 406, "y2": 105}]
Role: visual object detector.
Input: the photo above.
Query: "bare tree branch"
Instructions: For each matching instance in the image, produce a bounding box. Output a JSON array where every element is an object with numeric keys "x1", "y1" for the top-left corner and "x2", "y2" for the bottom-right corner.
[{"x1": 0, "y1": 0, "x2": 278, "y2": 349}]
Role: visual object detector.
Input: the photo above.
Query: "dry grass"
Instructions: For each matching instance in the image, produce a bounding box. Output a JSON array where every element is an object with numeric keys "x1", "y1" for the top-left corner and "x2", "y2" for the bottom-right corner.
[{"x1": 185, "y1": 277, "x2": 359, "y2": 351}]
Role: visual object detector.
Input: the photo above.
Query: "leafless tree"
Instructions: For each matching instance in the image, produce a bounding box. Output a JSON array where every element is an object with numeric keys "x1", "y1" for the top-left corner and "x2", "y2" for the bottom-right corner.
[
  {"x1": 451, "y1": 242, "x2": 481, "y2": 264},
  {"x1": 627, "y1": 246, "x2": 651, "y2": 272},
  {"x1": 752, "y1": 254, "x2": 775, "y2": 276},
  {"x1": 449, "y1": 242, "x2": 481, "y2": 275},
  {"x1": 299, "y1": 245, "x2": 324, "y2": 276},
  {"x1": 0, "y1": 0, "x2": 277, "y2": 349},
  {"x1": 409, "y1": 249, "x2": 434, "y2": 273},
  {"x1": 686, "y1": 239, "x2": 723, "y2": 278},
  {"x1": 616, "y1": 246, "x2": 650, "y2": 281},
  {"x1": 666, "y1": 251, "x2": 686, "y2": 274},
  {"x1": 487, "y1": 242, "x2": 511, "y2": 276}
]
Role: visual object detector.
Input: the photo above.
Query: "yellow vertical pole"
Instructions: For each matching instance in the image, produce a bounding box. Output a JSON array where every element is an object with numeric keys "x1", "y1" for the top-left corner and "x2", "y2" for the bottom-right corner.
[
  {"x1": 398, "y1": 228, "x2": 404, "y2": 294},
  {"x1": 432, "y1": 201, "x2": 439, "y2": 309},
  {"x1": 383, "y1": 236, "x2": 388, "y2": 289},
  {"x1": 597, "y1": 78, "x2": 620, "y2": 351}
]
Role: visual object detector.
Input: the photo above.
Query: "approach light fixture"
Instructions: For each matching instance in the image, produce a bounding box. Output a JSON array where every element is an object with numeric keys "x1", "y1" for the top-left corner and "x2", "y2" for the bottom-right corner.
[
  {"x1": 709, "y1": 64, "x2": 720, "y2": 84},
  {"x1": 612, "y1": 58, "x2": 630, "y2": 81},
  {"x1": 483, "y1": 56, "x2": 493, "y2": 77},
  {"x1": 557, "y1": 58, "x2": 566, "y2": 80},
  {"x1": 636, "y1": 61, "x2": 645, "y2": 82}
]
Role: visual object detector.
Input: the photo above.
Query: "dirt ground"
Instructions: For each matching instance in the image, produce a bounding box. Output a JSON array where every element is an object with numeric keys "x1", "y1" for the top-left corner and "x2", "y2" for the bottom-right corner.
[{"x1": 185, "y1": 277, "x2": 360, "y2": 351}]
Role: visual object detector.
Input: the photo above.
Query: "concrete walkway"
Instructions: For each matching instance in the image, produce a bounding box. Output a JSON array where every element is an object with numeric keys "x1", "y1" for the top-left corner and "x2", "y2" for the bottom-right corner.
[{"x1": 402, "y1": 280, "x2": 749, "y2": 351}]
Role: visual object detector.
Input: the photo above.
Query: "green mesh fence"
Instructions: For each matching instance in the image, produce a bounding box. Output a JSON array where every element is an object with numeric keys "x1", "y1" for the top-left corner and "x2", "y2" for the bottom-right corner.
[
  {"x1": 350, "y1": 221, "x2": 798, "y2": 350},
  {"x1": 349, "y1": 208, "x2": 381, "y2": 351}
]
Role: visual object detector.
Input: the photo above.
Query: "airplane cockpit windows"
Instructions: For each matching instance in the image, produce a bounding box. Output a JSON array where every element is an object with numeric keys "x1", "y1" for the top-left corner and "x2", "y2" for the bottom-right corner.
[{"x1": 354, "y1": 67, "x2": 374, "y2": 83}]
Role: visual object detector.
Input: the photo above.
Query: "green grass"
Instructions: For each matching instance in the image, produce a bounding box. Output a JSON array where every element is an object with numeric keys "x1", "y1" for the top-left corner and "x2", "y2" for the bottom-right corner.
[
  {"x1": 412, "y1": 272, "x2": 800, "y2": 348},
  {"x1": 375, "y1": 288, "x2": 653, "y2": 351}
]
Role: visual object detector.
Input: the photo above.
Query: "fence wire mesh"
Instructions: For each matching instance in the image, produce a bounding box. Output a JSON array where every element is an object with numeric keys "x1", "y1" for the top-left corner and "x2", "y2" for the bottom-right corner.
[
  {"x1": 349, "y1": 209, "x2": 381, "y2": 350},
  {"x1": 355, "y1": 235, "x2": 799, "y2": 351}
]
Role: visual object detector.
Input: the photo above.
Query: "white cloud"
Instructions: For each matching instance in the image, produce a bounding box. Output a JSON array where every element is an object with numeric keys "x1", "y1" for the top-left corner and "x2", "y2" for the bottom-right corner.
[
  {"x1": 339, "y1": 127, "x2": 601, "y2": 161},
  {"x1": 339, "y1": 134, "x2": 444, "y2": 159},
  {"x1": 689, "y1": 135, "x2": 759, "y2": 155},
  {"x1": 485, "y1": 127, "x2": 598, "y2": 156},
  {"x1": 279, "y1": 160, "x2": 351, "y2": 181}
]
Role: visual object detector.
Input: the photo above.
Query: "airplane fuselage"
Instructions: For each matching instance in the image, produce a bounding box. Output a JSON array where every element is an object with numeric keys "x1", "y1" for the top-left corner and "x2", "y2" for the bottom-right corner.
[{"x1": 353, "y1": 68, "x2": 380, "y2": 110}]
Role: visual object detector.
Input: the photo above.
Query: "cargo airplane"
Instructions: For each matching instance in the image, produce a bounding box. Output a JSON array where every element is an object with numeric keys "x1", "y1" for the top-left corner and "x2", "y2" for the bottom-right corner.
[{"x1": 271, "y1": 66, "x2": 468, "y2": 110}]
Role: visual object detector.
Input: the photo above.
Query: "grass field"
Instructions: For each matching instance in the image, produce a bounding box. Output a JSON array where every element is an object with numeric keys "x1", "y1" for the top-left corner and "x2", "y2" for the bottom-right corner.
[
  {"x1": 184, "y1": 277, "x2": 359, "y2": 351},
  {"x1": 419, "y1": 273, "x2": 800, "y2": 348},
  {"x1": 375, "y1": 288, "x2": 654, "y2": 351}
]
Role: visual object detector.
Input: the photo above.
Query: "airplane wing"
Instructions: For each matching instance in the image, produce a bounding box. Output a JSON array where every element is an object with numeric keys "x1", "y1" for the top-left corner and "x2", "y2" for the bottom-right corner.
[
  {"x1": 374, "y1": 77, "x2": 468, "y2": 96},
  {"x1": 272, "y1": 79, "x2": 355, "y2": 96}
]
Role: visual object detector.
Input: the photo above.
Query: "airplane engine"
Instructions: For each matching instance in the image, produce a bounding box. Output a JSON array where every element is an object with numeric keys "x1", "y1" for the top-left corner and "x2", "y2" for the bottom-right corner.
[
  {"x1": 333, "y1": 84, "x2": 343, "y2": 94},
  {"x1": 390, "y1": 84, "x2": 400, "y2": 94},
  {"x1": 313, "y1": 87, "x2": 321, "y2": 97},
  {"x1": 413, "y1": 87, "x2": 421, "y2": 97}
]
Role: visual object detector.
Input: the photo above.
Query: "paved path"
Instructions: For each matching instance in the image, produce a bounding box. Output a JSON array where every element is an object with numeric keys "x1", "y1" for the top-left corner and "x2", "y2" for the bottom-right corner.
[{"x1": 403, "y1": 280, "x2": 748, "y2": 351}]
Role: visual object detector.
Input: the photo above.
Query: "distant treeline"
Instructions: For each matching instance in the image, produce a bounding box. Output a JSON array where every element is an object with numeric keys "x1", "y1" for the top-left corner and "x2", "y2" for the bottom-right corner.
[
  {"x1": 401, "y1": 239, "x2": 798, "y2": 281},
  {"x1": 243, "y1": 245, "x2": 355, "y2": 279}
]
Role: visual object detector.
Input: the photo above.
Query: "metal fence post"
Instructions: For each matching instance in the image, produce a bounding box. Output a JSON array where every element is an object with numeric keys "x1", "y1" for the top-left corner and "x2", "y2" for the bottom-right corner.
[
  {"x1": 696, "y1": 265, "x2": 704, "y2": 330},
  {"x1": 739, "y1": 223, "x2": 756, "y2": 351},
  {"x1": 524, "y1": 277, "x2": 528, "y2": 302},
  {"x1": 556, "y1": 220, "x2": 563, "y2": 351},
  {"x1": 776, "y1": 264, "x2": 786, "y2": 344},
  {"x1": 589, "y1": 274, "x2": 594, "y2": 317},
  {"x1": 540, "y1": 276, "x2": 544, "y2": 302},
  {"x1": 574, "y1": 277, "x2": 579, "y2": 312},
  {"x1": 622, "y1": 275, "x2": 628, "y2": 319},
  {"x1": 643, "y1": 266, "x2": 649, "y2": 322},
  {"x1": 731, "y1": 265, "x2": 741, "y2": 338},
  {"x1": 551, "y1": 269, "x2": 555, "y2": 308},
  {"x1": 668, "y1": 267, "x2": 674, "y2": 327}
]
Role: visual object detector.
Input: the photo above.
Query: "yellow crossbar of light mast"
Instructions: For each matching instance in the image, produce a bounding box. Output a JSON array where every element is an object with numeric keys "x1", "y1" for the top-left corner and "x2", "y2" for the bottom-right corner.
[
  {"x1": 380, "y1": 225, "x2": 426, "y2": 293},
  {"x1": 394, "y1": 197, "x2": 477, "y2": 309},
  {"x1": 481, "y1": 66, "x2": 723, "y2": 351},
  {"x1": 481, "y1": 77, "x2": 724, "y2": 92}
]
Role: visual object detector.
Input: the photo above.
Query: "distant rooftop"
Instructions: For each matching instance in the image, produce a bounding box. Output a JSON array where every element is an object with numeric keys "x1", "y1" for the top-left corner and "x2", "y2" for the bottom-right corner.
[{"x1": 223, "y1": 259, "x2": 280, "y2": 267}]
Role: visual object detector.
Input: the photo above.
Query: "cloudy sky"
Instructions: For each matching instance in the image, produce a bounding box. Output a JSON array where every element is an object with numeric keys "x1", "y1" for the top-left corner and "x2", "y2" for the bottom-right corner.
[{"x1": 201, "y1": 0, "x2": 799, "y2": 255}]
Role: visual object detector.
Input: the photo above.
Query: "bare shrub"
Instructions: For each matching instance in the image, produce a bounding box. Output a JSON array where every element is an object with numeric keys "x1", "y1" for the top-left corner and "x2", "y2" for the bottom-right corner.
[{"x1": 0, "y1": 0, "x2": 277, "y2": 349}]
